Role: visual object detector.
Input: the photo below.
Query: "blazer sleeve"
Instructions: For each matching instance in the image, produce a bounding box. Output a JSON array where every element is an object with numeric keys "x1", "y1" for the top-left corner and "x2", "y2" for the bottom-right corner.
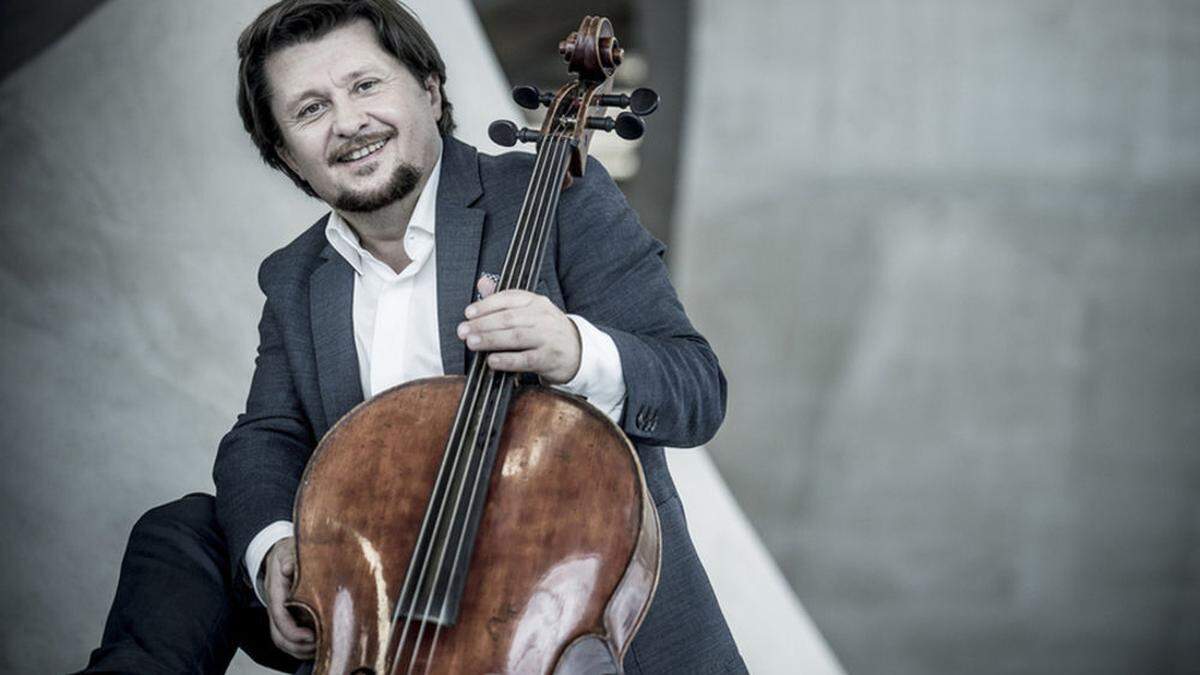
[
  {"x1": 554, "y1": 158, "x2": 727, "y2": 449},
  {"x1": 212, "y1": 260, "x2": 315, "y2": 583}
]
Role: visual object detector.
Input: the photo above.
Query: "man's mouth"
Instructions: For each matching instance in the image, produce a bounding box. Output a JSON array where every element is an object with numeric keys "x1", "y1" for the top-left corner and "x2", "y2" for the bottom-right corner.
[{"x1": 336, "y1": 138, "x2": 388, "y2": 163}]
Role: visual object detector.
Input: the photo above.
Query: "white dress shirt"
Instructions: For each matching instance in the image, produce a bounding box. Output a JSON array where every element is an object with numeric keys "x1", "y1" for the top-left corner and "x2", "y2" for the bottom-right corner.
[{"x1": 244, "y1": 144, "x2": 627, "y2": 601}]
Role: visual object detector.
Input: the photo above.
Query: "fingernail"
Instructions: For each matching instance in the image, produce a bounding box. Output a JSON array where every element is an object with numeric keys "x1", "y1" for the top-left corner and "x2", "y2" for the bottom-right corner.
[
  {"x1": 465, "y1": 305, "x2": 477, "y2": 318},
  {"x1": 467, "y1": 335, "x2": 480, "y2": 347},
  {"x1": 457, "y1": 322, "x2": 468, "y2": 338}
]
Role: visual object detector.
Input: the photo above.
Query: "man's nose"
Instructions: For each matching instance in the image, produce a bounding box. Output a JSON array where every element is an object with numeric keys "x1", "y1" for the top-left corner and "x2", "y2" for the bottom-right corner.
[{"x1": 331, "y1": 99, "x2": 369, "y2": 137}]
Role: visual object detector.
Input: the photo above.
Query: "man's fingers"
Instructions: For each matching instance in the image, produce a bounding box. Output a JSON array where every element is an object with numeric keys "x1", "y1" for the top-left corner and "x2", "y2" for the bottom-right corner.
[
  {"x1": 274, "y1": 608, "x2": 314, "y2": 643},
  {"x1": 268, "y1": 604, "x2": 315, "y2": 651},
  {"x1": 465, "y1": 289, "x2": 534, "y2": 319},
  {"x1": 266, "y1": 566, "x2": 313, "y2": 644},
  {"x1": 268, "y1": 593, "x2": 314, "y2": 644},
  {"x1": 458, "y1": 310, "x2": 539, "y2": 343},
  {"x1": 277, "y1": 605, "x2": 315, "y2": 643},
  {"x1": 269, "y1": 619, "x2": 316, "y2": 659},
  {"x1": 486, "y1": 349, "x2": 542, "y2": 373},
  {"x1": 476, "y1": 275, "x2": 497, "y2": 298},
  {"x1": 464, "y1": 326, "x2": 540, "y2": 353}
]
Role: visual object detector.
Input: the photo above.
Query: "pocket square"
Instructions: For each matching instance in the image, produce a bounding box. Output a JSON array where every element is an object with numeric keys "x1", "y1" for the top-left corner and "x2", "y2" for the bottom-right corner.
[{"x1": 474, "y1": 271, "x2": 501, "y2": 301}]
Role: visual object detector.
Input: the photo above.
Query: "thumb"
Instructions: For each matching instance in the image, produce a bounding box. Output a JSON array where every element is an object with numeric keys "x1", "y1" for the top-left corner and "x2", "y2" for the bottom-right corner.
[{"x1": 476, "y1": 274, "x2": 497, "y2": 299}]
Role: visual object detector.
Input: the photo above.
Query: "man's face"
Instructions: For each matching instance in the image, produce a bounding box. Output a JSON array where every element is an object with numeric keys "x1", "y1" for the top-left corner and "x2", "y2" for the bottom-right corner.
[{"x1": 265, "y1": 20, "x2": 443, "y2": 213}]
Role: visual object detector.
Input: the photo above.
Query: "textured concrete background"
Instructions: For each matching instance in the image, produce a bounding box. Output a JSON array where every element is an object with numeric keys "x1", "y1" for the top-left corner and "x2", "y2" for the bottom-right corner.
[{"x1": 673, "y1": 1, "x2": 1200, "y2": 673}]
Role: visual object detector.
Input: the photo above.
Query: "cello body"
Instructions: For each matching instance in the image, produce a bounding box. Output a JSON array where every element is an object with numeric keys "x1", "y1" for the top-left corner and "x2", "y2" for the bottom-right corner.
[{"x1": 289, "y1": 377, "x2": 660, "y2": 674}]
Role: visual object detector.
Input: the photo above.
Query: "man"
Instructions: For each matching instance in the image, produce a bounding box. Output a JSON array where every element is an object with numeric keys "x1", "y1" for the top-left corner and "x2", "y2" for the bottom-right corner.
[{"x1": 81, "y1": 1, "x2": 745, "y2": 673}]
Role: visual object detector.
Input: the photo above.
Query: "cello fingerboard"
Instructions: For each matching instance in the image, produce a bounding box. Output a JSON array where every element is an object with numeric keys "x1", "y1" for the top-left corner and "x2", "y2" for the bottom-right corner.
[{"x1": 393, "y1": 130, "x2": 575, "y2": 628}]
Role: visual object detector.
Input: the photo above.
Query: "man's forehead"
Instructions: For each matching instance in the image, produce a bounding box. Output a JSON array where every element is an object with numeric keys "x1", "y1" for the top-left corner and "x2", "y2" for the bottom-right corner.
[{"x1": 265, "y1": 21, "x2": 400, "y2": 101}]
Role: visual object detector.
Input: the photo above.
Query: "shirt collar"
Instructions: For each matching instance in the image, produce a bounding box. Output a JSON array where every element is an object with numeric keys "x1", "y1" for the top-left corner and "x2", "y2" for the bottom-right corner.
[{"x1": 324, "y1": 139, "x2": 443, "y2": 276}]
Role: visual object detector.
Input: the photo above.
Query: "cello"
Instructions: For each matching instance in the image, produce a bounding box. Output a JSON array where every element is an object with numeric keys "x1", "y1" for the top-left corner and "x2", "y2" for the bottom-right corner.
[{"x1": 288, "y1": 16, "x2": 663, "y2": 674}]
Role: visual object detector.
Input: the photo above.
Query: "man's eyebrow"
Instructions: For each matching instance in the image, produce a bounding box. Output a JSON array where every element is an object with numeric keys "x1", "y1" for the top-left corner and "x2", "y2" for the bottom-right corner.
[
  {"x1": 283, "y1": 88, "x2": 323, "y2": 112},
  {"x1": 282, "y1": 69, "x2": 379, "y2": 112}
]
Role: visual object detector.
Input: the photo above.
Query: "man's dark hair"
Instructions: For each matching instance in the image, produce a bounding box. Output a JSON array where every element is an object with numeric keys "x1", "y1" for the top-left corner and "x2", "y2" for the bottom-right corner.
[{"x1": 236, "y1": 0, "x2": 455, "y2": 197}]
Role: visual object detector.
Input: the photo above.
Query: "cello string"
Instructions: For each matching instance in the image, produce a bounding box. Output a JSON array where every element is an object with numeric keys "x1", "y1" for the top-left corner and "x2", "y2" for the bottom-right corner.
[
  {"x1": 390, "y1": 125, "x2": 568, "y2": 673},
  {"x1": 387, "y1": 354, "x2": 478, "y2": 630},
  {"x1": 418, "y1": 132, "x2": 574, "y2": 673},
  {"x1": 386, "y1": 124, "x2": 559, "y2": 667},
  {"x1": 417, "y1": 133, "x2": 572, "y2": 674},
  {"x1": 402, "y1": 132, "x2": 568, "y2": 674},
  {"x1": 387, "y1": 124, "x2": 551, "y2": 632},
  {"x1": 405, "y1": 130, "x2": 571, "y2": 674},
  {"x1": 390, "y1": 130, "x2": 560, "y2": 670},
  {"x1": 504, "y1": 109, "x2": 576, "y2": 297}
]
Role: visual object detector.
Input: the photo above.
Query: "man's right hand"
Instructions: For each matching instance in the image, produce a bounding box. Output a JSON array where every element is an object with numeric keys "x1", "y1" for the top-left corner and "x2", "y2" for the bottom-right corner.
[{"x1": 262, "y1": 536, "x2": 316, "y2": 659}]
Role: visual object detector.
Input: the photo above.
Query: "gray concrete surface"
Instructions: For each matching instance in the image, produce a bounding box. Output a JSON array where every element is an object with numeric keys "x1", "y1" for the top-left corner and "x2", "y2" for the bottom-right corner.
[{"x1": 673, "y1": 1, "x2": 1200, "y2": 673}]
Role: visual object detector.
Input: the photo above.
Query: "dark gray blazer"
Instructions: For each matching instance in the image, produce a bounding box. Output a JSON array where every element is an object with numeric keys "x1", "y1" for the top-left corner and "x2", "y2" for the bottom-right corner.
[{"x1": 214, "y1": 136, "x2": 746, "y2": 673}]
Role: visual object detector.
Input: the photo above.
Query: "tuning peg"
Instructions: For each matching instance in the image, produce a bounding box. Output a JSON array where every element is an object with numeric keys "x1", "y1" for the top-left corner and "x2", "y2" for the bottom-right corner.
[
  {"x1": 488, "y1": 120, "x2": 540, "y2": 147},
  {"x1": 512, "y1": 85, "x2": 554, "y2": 110},
  {"x1": 586, "y1": 112, "x2": 645, "y2": 141},
  {"x1": 614, "y1": 112, "x2": 646, "y2": 139},
  {"x1": 628, "y1": 88, "x2": 660, "y2": 116},
  {"x1": 596, "y1": 87, "x2": 660, "y2": 116}
]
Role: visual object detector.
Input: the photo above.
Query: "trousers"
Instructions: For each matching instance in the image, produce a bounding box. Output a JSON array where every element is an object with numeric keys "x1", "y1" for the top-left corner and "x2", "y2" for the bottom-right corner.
[{"x1": 76, "y1": 493, "x2": 300, "y2": 675}]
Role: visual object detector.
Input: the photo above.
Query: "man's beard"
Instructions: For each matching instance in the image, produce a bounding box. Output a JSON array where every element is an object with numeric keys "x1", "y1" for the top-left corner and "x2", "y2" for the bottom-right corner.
[{"x1": 331, "y1": 161, "x2": 422, "y2": 213}]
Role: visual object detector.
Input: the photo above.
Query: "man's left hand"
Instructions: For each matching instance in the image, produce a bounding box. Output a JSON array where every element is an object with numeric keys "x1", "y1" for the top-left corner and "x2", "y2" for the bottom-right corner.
[{"x1": 458, "y1": 276, "x2": 581, "y2": 384}]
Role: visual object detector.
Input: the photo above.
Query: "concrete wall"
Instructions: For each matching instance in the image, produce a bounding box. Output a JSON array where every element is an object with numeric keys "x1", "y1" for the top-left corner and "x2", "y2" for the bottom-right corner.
[{"x1": 673, "y1": 1, "x2": 1200, "y2": 673}]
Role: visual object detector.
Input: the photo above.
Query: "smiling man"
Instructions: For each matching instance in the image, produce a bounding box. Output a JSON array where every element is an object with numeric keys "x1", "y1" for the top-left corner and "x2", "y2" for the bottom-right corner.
[{"x1": 79, "y1": 1, "x2": 744, "y2": 673}]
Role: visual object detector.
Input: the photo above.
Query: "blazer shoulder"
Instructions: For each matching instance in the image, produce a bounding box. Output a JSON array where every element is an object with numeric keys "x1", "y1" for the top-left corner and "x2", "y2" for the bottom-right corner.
[
  {"x1": 257, "y1": 212, "x2": 331, "y2": 296},
  {"x1": 476, "y1": 148, "x2": 538, "y2": 194},
  {"x1": 475, "y1": 149, "x2": 625, "y2": 217}
]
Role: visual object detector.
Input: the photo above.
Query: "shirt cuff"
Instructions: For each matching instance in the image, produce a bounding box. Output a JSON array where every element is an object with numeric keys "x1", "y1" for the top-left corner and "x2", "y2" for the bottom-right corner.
[
  {"x1": 554, "y1": 314, "x2": 626, "y2": 423},
  {"x1": 244, "y1": 520, "x2": 294, "y2": 605}
]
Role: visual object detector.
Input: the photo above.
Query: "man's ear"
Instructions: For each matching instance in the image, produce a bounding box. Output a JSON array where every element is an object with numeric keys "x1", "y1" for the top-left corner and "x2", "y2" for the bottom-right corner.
[{"x1": 424, "y1": 74, "x2": 442, "y2": 123}]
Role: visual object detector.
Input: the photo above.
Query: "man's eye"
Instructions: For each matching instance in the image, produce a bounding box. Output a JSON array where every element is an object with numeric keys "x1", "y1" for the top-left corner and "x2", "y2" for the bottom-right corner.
[
  {"x1": 298, "y1": 102, "x2": 324, "y2": 118},
  {"x1": 356, "y1": 80, "x2": 377, "y2": 93}
]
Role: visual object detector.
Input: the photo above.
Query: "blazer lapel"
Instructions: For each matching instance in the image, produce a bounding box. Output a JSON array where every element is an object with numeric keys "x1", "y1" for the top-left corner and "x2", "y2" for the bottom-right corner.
[
  {"x1": 310, "y1": 245, "x2": 363, "y2": 430},
  {"x1": 307, "y1": 137, "x2": 484, "y2": 428},
  {"x1": 435, "y1": 138, "x2": 485, "y2": 376}
]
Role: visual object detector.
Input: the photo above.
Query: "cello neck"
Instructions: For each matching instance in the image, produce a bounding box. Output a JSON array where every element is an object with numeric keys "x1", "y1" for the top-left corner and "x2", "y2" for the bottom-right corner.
[
  {"x1": 493, "y1": 131, "x2": 574, "y2": 295},
  {"x1": 392, "y1": 130, "x2": 576, "y2": 628}
]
